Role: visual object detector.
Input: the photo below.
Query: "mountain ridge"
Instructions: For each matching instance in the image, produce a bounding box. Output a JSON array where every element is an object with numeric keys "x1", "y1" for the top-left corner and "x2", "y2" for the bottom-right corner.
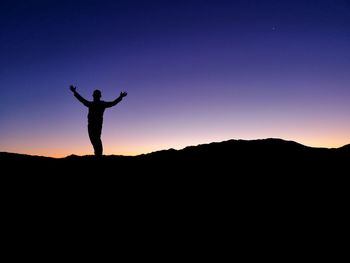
[
  {"x1": 1, "y1": 138, "x2": 349, "y2": 159},
  {"x1": 1, "y1": 138, "x2": 348, "y2": 198}
]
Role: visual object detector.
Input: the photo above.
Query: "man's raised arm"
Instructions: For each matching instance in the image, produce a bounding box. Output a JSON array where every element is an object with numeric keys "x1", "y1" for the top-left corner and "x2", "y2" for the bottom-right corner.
[
  {"x1": 105, "y1": 91, "x2": 128, "y2": 108},
  {"x1": 70, "y1": 85, "x2": 90, "y2": 107}
]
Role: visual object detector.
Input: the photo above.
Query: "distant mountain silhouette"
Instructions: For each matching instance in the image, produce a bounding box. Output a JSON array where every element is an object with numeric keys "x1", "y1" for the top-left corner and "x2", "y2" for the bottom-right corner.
[
  {"x1": 1, "y1": 138, "x2": 349, "y2": 175},
  {"x1": 2, "y1": 138, "x2": 347, "y2": 236}
]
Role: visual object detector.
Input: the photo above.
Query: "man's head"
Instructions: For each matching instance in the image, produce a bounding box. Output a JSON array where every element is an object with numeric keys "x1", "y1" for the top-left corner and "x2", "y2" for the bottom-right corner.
[{"x1": 93, "y1": 89, "x2": 102, "y2": 101}]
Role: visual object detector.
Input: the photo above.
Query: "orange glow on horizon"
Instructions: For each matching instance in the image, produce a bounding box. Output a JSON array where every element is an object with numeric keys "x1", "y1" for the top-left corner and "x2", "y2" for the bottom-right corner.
[{"x1": 2, "y1": 134, "x2": 349, "y2": 158}]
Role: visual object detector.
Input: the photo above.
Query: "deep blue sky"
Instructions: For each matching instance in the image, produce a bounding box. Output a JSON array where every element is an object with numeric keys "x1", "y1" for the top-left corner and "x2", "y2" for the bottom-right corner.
[{"x1": 1, "y1": 0, "x2": 350, "y2": 156}]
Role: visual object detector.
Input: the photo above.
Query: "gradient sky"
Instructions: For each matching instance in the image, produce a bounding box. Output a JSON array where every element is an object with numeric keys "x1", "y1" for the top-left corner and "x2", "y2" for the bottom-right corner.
[{"x1": 1, "y1": 0, "x2": 350, "y2": 157}]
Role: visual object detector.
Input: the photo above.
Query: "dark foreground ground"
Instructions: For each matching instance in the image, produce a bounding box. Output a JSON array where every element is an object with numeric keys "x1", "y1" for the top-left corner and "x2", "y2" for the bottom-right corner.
[
  {"x1": 2, "y1": 137, "x2": 348, "y2": 210},
  {"x1": 1, "y1": 138, "x2": 347, "y2": 249},
  {"x1": 2, "y1": 137, "x2": 348, "y2": 207}
]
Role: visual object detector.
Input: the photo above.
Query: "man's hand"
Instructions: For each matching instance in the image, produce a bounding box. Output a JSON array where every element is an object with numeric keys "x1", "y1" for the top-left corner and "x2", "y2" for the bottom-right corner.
[
  {"x1": 120, "y1": 91, "x2": 127, "y2": 98},
  {"x1": 70, "y1": 85, "x2": 77, "y2": 93}
]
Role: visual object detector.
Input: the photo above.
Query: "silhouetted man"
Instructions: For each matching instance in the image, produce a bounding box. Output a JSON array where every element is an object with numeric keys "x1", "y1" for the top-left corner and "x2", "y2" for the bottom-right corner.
[{"x1": 70, "y1": 85, "x2": 127, "y2": 156}]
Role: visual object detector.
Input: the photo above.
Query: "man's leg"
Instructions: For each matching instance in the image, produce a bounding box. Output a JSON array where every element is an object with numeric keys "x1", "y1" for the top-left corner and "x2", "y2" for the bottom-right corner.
[
  {"x1": 88, "y1": 124, "x2": 103, "y2": 156},
  {"x1": 95, "y1": 137, "x2": 103, "y2": 156}
]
